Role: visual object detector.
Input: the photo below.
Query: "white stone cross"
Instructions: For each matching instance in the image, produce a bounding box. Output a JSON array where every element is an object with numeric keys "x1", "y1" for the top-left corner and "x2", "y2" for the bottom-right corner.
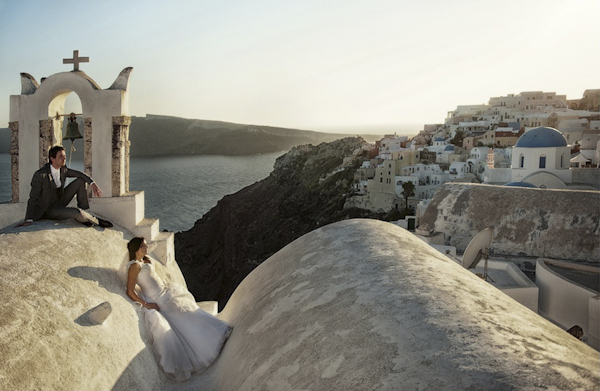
[{"x1": 63, "y1": 50, "x2": 89, "y2": 71}]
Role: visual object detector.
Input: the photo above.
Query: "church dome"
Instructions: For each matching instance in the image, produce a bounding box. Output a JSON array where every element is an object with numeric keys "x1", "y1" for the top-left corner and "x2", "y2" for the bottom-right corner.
[
  {"x1": 444, "y1": 145, "x2": 455, "y2": 151},
  {"x1": 514, "y1": 127, "x2": 567, "y2": 148},
  {"x1": 503, "y1": 181, "x2": 537, "y2": 188}
]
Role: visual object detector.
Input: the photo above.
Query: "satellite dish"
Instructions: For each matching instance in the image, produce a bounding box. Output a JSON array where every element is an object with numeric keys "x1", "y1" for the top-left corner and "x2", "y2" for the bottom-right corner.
[{"x1": 462, "y1": 228, "x2": 493, "y2": 269}]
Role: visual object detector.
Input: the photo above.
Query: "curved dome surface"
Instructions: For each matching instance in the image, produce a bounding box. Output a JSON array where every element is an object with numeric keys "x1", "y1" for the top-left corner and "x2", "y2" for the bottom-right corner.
[
  {"x1": 444, "y1": 145, "x2": 455, "y2": 151},
  {"x1": 515, "y1": 127, "x2": 567, "y2": 148}
]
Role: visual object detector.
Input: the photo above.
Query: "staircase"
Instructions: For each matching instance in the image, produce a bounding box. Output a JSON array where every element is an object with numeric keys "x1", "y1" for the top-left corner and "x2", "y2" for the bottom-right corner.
[{"x1": 90, "y1": 191, "x2": 175, "y2": 266}]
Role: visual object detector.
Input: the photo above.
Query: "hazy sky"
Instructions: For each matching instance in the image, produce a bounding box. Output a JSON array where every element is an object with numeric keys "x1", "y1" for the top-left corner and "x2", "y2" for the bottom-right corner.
[{"x1": 0, "y1": 0, "x2": 598, "y2": 135}]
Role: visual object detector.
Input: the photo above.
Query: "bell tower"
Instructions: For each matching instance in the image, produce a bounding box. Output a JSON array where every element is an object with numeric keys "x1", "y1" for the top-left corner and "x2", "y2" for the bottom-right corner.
[
  {"x1": 9, "y1": 50, "x2": 133, "y2": 201},
  {"x1": 5, "y1": 51, "x2": 174, "y2": 265}
]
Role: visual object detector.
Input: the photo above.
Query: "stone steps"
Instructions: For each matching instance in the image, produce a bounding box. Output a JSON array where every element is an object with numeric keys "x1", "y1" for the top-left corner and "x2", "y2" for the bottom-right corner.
[{"x1": 90, "y1": 190, "x2": 175, "y2": 266}]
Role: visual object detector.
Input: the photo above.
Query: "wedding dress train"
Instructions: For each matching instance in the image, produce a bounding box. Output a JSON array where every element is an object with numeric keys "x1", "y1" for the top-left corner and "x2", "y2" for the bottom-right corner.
[{"x1": 127, "y1": 259, "x2": 232, "y2": 381}]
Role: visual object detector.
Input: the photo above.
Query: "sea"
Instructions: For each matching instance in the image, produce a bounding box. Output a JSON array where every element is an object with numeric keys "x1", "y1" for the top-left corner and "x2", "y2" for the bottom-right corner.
[{"x1": 0, "y1": 152, "x2": 282, "y2": 232}]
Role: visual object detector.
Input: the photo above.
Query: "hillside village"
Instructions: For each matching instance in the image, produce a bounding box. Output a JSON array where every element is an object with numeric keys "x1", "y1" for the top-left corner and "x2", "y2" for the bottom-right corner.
[{"x1": 345, "y1": 89, "x2": 600, "y2": 216}]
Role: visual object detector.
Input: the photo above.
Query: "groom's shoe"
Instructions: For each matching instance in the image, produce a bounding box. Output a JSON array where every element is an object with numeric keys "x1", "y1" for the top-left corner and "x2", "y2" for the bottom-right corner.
[{"x1": 97, "y1": 218, "x2": 113, "y2": 228}]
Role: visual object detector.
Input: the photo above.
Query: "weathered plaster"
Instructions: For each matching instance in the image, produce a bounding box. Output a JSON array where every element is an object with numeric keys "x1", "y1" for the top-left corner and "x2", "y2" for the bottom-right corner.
[
  {"x1": 8, "y1": 121, "x2": 19, "y2": 202},
  {"x1": 111, "y1": 116, "x2": 131, "y2": 196},
  {"x1": 1, "y1": 219, "x2": 597, "y2": 390},
  {"x1": 211, "y1": 219, "x2": 599, "y2": 390},
  {"x1": 84, "y1": 117, "x2": 93, "y2": 199}
]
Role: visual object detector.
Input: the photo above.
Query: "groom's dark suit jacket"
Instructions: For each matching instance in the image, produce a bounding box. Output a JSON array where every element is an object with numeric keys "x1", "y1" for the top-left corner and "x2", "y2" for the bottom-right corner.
[{"x1": 25, "y1": 163, "x2": 94, "y2": 221}]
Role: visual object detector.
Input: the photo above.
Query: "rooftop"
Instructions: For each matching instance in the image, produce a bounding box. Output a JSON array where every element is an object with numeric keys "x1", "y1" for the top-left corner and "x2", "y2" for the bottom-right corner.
[{"x1": 515, "y1": 126, "x2": 567, "y2": 148}]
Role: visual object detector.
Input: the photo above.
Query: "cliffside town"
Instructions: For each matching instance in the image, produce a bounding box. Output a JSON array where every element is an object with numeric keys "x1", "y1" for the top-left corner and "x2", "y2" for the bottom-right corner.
[
  {"x1": 347, "y1": 89, "x2": 599, "y2": 215},
  {"x1": 176, "y1": 89, "x2": 599, "y2": 311}
]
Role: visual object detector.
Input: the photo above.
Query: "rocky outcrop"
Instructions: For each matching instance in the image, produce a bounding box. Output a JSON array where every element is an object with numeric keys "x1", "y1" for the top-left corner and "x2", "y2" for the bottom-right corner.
[
  {"x1": 175, "y1": 137, "x2": 395, "y2": 308},
  {"x1": 419, "y1": 183, "x2": 600, "y2": 261}
]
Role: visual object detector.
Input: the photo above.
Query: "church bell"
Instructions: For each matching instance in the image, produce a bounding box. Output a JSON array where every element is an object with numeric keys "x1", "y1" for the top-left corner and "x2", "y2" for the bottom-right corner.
[
  {"x1": 62, "y1": 112, "x2": 83, "y2": 165},
  {"x1": 63, "y1": 112, "x2": 83, "y2": 141}
]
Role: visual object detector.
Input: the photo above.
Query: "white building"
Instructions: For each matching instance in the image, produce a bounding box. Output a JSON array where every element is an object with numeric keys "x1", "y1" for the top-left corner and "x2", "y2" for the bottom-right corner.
[
  {"x1": 379, "y1": 135, "x2": 408, "y2": 160},
  {"x1": 511, "y1": 127, "x2": 572, "y2": 188},
  {"x1": 448, "y1": 161, "x2": 471, "y2": 180}
]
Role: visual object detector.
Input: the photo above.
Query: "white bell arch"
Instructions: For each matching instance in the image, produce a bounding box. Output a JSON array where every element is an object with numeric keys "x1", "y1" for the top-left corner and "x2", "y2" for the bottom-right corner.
[{"x1": 9, "y1": 65, "x2": 133, "y2": 201}]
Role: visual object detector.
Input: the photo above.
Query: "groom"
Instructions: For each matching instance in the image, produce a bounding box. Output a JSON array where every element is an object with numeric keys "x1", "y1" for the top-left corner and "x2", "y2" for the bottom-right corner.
[{"x1": 17, "y1": 145, "x2": 113, "y2": 228}]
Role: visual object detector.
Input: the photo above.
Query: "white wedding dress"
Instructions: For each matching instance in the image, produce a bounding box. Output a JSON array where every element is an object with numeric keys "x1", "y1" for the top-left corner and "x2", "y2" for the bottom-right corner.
[{"x1": 127, "y1": 259, "x2": 232, "y2": 381}]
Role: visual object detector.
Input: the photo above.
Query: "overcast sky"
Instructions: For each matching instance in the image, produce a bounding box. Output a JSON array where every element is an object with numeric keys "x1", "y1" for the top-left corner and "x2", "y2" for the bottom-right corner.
[{"x1": 0, "y1": 0, "x2": 598, "y2": 135}]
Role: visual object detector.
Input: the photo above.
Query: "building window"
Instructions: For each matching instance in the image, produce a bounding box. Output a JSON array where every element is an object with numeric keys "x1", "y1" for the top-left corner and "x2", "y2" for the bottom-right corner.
[
  {"x1": 539, "y1": 155, "x2": 546, "y2": 169},
  {"x1": 560, "y1": 154, "x2": 564, "y2": 167},
  {"x1": 520, "y1": 155, "x2": 525, "y2": 168}
]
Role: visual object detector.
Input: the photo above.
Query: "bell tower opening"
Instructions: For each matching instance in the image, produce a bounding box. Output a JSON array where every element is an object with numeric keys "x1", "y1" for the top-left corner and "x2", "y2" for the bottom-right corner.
[
  {"x1": 48, "y1": 91, "x2": 85, "y2": 168},
  {"x1": 62, "y1": 92, "x2": 84, "y2": 167}
]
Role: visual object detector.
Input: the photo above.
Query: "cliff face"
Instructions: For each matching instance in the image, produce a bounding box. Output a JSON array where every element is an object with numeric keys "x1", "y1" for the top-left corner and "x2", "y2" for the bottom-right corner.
[
  {"x1": 175, "y1": 137, "x2": 392, "y2": 308},
  {"x1": 419, "y1": 183, "x2": 600, "y2": 261}
]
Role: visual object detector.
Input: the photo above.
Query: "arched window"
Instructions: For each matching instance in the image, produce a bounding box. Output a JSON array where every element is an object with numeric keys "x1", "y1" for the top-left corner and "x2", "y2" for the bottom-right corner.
[
  {"x1": 519, "y1": 154, "x2": 525, "y2": 168},
  {"x1": 539, "y1": 155, "x2": 546, "y2": 169}
]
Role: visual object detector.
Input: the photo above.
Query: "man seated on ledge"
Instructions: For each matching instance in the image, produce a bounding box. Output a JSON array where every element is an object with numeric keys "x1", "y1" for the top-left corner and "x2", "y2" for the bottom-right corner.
[{"x1": 16, "y1": 145, "x2": 113, "y2": 228}]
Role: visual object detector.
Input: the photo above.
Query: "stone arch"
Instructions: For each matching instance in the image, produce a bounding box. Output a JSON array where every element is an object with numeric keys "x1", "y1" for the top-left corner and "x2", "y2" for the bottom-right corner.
[
  {"x1": 49, "y1": 91, "x2": 85, "y2": 164},
  {"x1": 9, "y1": 68, "x2": 133, "y2": 201}
]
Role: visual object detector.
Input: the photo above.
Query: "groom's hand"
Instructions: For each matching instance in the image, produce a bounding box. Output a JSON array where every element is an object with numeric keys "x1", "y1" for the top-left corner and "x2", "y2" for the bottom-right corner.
[{"x1": 91, "y1": 182, "x2": 103, "y2": 197}]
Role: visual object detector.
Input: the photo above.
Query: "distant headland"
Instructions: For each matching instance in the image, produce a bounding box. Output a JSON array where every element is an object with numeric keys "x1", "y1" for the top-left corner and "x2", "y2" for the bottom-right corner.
[{"x1": 0, "y1": 115, "x2": 384, "y2": 157}]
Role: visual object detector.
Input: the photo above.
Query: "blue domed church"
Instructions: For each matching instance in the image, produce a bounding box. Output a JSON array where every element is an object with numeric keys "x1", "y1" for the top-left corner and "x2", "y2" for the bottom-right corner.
[{"x1": 510, "y1": 127, "x2": 572, "y2": 188}]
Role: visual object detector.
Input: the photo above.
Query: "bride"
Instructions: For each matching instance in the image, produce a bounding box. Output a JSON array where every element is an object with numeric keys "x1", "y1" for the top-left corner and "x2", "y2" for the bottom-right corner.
[{"x1": 121, "y1": 237, "x2": 232, "y2": 381}]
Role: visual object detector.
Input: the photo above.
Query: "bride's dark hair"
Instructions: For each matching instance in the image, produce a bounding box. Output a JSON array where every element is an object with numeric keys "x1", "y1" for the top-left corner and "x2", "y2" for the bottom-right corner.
[{"x1": 127, "y1": 237, "x2": 147, "y2": 261}]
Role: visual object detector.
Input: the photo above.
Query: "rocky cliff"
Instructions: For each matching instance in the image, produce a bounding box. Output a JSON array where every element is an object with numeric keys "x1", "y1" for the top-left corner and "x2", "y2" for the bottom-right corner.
[
  {"x1": 175, "y1": 137, "x2": 396, "y2": 308},
  {"x1": 419, "y1": 183, "x2": 600, "y2": 262}
]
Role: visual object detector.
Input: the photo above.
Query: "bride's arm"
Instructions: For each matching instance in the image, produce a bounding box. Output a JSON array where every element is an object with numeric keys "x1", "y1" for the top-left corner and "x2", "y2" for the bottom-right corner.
[{"x1": 126, "y1": 263, "x2": 160, "y2": 310}]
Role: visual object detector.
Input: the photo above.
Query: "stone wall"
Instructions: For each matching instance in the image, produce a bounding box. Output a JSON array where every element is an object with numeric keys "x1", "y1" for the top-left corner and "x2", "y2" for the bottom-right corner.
[
  {"x1": 572, "y1": 167, "x2": 600, "y2": 189},
  {"x1": 419, "y1": 183, "x2": 600, "y2": 261}
]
